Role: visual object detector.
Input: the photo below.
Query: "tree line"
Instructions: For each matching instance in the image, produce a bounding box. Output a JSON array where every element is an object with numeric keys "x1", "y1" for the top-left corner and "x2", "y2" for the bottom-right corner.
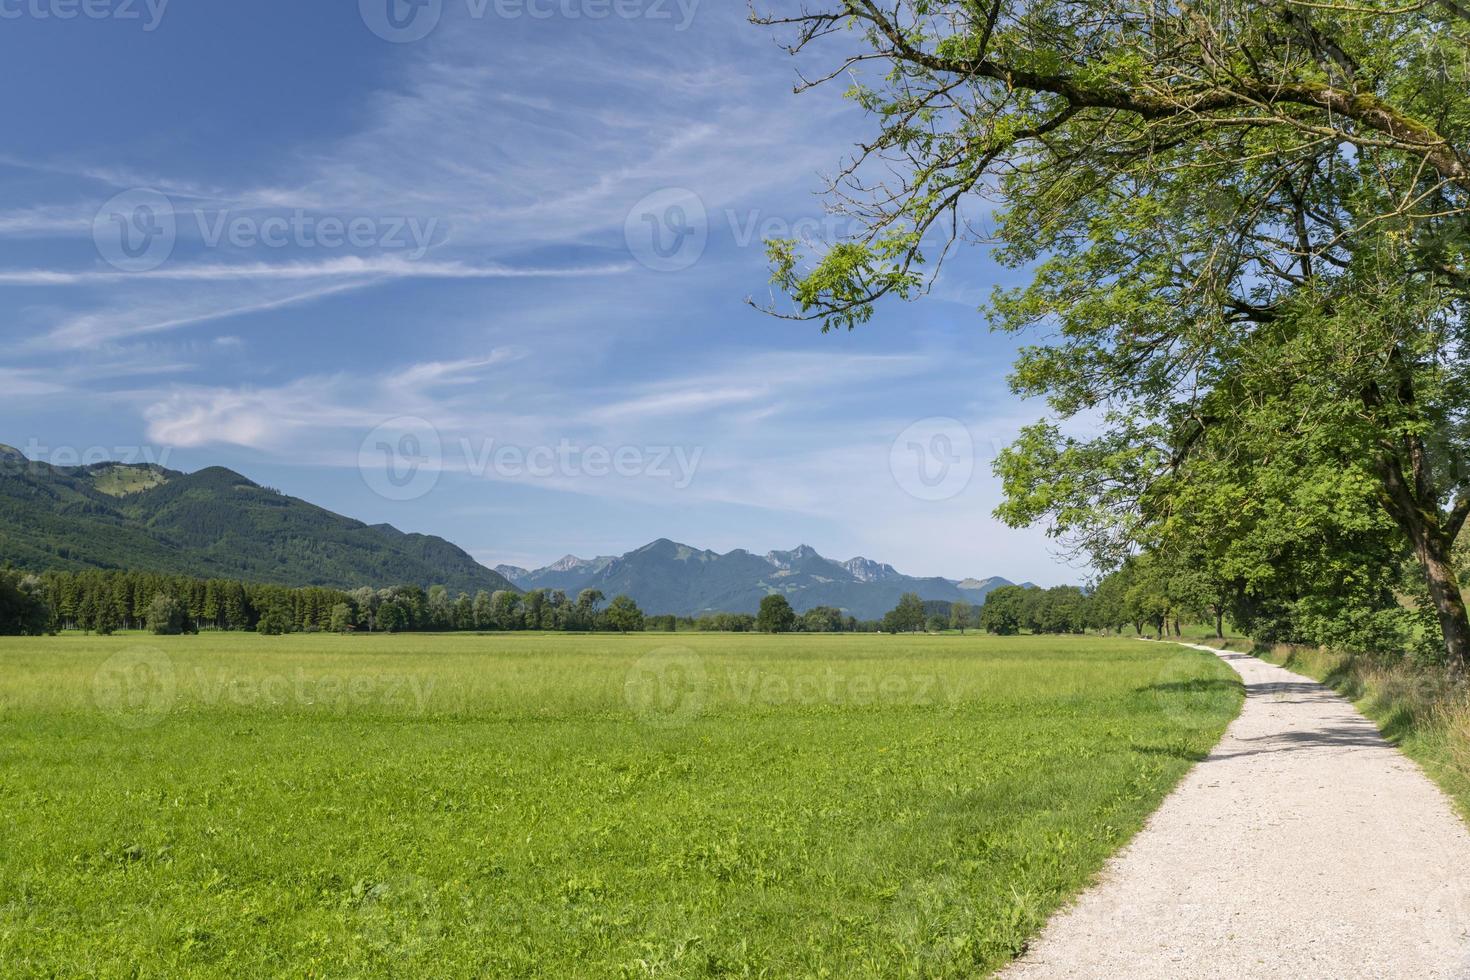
[
  {"x1": 3, "y1": 567, "x2": 1153, "y2": 641},
  {"x1": 0, "y1": 568, "x2": 927, "y2": 638},
  {"x1": 0, "y1": 568, "x2": 664, "y2": 637}
]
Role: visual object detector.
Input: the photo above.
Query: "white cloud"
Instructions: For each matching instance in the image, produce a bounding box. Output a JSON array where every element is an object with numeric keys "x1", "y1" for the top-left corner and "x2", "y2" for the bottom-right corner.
[
  {"x1": 0, "y1": 256, "x2": 633, "y2": 287},
  {"x1": 40, "y1": 281, "x2": 369, "y2": 349}
]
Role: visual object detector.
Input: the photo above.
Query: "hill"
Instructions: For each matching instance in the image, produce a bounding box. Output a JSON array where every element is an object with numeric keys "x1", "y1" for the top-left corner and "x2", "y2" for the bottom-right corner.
[
  {"x1": 0, "y1": 445, "x2": 516, "y2": 594},
  {"x1": 497, "y1": 538, "x2": 1015, "y2": 619}
]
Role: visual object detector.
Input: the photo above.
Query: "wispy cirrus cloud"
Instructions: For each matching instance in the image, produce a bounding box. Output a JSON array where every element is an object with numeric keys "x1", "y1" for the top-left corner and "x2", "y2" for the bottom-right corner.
[
  {"x1": 1, "y1": 6, "x2": 1072, "y2": 584},
  {"x1": 0, "y1": 256, "x2": 633, "y2": 286},
  {"x1": 38, "y1": 281, "x2": 370, "y2": 349}
]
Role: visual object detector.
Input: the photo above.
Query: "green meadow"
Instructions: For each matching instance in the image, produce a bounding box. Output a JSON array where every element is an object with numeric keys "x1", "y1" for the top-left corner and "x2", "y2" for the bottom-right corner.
[{"x1": 0, "y1": 631, "x2": 1241, "y2": 978}]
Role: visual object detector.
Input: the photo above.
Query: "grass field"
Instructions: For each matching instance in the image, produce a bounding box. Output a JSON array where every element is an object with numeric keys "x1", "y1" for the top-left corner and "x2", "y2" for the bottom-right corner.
[{"x1": 0, "y1": 631, "x2": 1241, "y2": 978}]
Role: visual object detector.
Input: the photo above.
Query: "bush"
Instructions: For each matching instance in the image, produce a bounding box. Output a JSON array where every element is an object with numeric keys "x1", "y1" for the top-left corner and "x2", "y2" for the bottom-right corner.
[
  {"x1": 147, "y1": 593, "x2": 193, "y2": 635},
  {"x1": 256, "y1": 602, "x2": 293, "y2": 636},
  {"x1": 0, "y1": 570, "x2": 51, "y2": 636}
]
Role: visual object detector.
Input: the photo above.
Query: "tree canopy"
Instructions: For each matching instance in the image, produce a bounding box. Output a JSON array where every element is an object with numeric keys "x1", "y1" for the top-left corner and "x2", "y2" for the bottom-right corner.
[
  {"x1": 757, "y1": 593, "x2": 798, "y2": 633},
  {"x1": 757, "y1": 0, "x2": 1470, "y2": 668}
]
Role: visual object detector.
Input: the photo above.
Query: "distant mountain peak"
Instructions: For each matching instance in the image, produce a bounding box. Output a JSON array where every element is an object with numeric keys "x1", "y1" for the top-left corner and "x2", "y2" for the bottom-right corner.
[
  {"x1": 0, "y1": 446, "x2": 516, "y2": 595},
  {"x1": 843, "y1": 556, "x2": 900, "y2": 582},
  {"x1": 764, "y1": 544, "x2": 822, "y2": 566},
  {"x1": 501, "y1": 538, "x2": 1021, "y2": 618}
]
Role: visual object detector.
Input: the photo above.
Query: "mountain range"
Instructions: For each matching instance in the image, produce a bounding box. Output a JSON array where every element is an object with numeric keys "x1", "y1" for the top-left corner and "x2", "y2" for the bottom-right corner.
[
  {"x1": 496, "y1": 540, "x2": 1018, "y2": 619},
  {"x1": 1, "y1": 444, "x2": 1020, "y2": 616},
  {"x1": 0, "y1": 445, "x2": 515, "y2": 594}
]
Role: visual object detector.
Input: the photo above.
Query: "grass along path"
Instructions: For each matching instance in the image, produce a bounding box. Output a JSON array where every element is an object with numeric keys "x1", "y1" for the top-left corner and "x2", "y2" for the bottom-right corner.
[
  {"x1": 1002, "y1": 642, "x2": 1470, "y2": 979},
  {"x1": 0, "y1": 632, "x2": 1237, "y2": 977}
]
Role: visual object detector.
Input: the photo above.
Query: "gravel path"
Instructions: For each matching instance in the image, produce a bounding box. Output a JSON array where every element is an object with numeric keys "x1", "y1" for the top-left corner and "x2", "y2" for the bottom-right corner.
[{"x1": 1000, "y1": 642, "x2": 1470, "y2": 980}]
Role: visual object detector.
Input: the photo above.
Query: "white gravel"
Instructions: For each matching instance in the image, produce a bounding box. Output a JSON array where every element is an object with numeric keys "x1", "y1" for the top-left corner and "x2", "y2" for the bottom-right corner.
[{"x1": 999, "y1": 642, "x2": 1470, "y2": 980}]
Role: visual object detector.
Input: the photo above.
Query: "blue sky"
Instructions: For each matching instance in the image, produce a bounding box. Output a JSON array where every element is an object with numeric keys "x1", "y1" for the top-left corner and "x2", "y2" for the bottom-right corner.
[{"x1": 0, "y1": 0, "x2": 1079, "y2": 586}]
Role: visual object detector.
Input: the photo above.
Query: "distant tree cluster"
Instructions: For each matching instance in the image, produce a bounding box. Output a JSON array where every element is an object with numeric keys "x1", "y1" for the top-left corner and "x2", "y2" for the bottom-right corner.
[
  {"x1": 0, "y1": 569, "x2": 51, "y2": 636},
  {"x1": 10, "y1": 568, "x2": 1183, "y2": 642},
  {"x1": 691, "y1": 602, "x2": 876, "y2": 634},
  {"x1": 856, "y1": 584, "x2": 1118, "y2": 637},
  {"x1": 882, "y1": 593, "x2": 928, "y2": 633},
  {"x1": 1085, "y1": 542, "x2": 1436, "y2": 659},
  {"x1": 20, "y1": 570, "x2": 663, "y2": 637},
  {"x1": 34, "y1": 569, "x2": 340, "y2": 635},
  {"x1": 977, "y1": 585, "x2": 1093, "y2": 636}
]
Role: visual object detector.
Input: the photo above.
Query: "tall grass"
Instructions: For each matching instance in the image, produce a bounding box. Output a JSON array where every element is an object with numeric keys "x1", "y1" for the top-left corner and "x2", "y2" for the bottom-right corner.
[{"x1": 1252, "y1": 642, "x2": 1470, "y2": 816}]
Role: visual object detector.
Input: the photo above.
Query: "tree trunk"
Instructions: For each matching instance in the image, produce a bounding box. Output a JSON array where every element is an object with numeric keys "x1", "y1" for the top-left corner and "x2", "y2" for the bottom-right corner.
[
  {"x1": 1416, "y1": 531, "x2": 1470, "y2": 674},
  {"x1": 1214, "y1": 609, "x2": 1225, "y2": 639},
  {"x1": 1364, "y1": 371, "x2": 1470, "y2": 673},
  {"x1": 1370, "y1": 438, "x2": 1470, "y2": 674}
]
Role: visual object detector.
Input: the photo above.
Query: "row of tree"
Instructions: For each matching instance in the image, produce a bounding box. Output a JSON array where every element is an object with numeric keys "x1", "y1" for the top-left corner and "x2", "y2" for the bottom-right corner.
[
  {"x1": 7, "y1": 566, "x2": 1193, "y2": 641},
  {"x1": 0, "y1": 569, "x2": 663, "y2": 637}
]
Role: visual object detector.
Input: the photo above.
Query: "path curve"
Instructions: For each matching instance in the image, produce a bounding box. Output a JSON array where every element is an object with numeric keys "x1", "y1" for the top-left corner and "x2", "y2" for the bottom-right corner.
[{"x1": 1000, "y1": 643, "x2": 1470, "y2": 980}]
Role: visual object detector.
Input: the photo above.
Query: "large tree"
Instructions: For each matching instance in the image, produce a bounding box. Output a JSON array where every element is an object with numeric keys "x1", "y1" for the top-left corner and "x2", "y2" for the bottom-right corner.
[
  {"x1": 755, "y1": 0, "x2": 1470, "y2": 667},
  {"x1": 757, "y1": 593, "x2": 798, "y2": 633},
  {"x1": 605, "y1": 595, "x2": 646, "y2": 634}
]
